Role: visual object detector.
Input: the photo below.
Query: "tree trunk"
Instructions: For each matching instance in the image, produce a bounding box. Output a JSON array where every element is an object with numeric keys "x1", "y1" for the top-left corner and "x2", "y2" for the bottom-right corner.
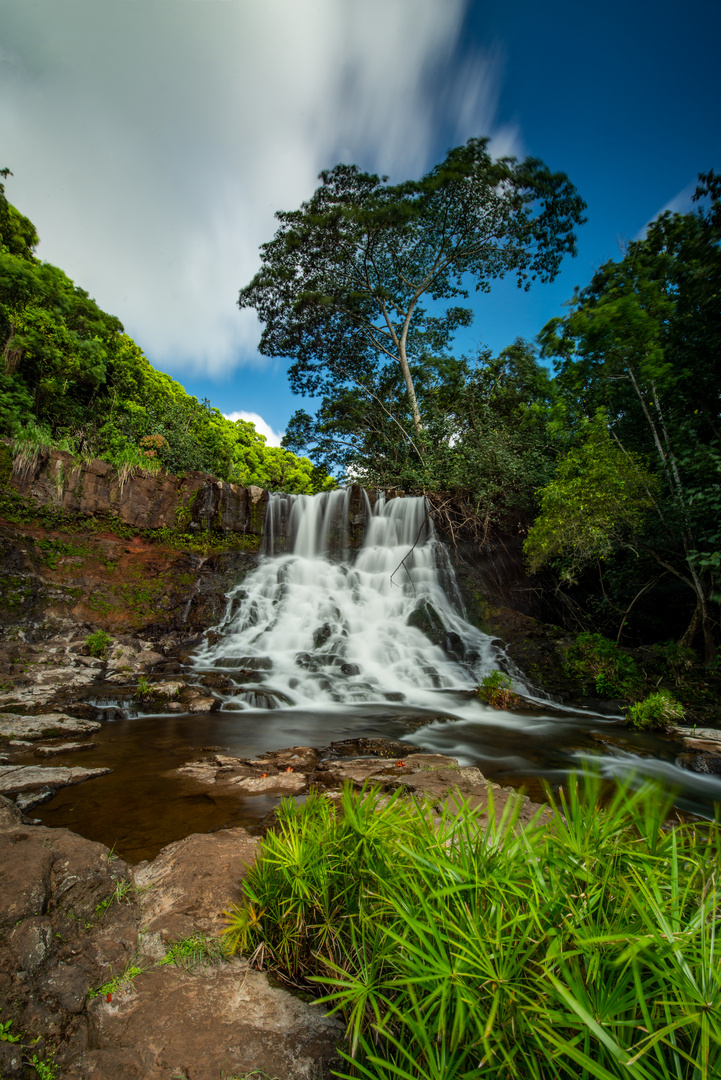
[{"x1": 679, "y1": 593, "x2": 717, "y2": 665}]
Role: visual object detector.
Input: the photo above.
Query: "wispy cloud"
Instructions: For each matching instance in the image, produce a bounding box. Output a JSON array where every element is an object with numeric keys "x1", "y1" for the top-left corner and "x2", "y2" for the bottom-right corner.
[
  {"x1": 0, "y1": 0, "x2": 514, "y2": 378},
  {"x1": 635, "y1": 179, "x2": 697, "y2": 239}
]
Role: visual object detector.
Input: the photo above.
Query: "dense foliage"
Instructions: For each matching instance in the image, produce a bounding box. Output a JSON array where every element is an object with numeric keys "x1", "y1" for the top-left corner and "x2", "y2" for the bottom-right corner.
[
  {"x1": 285, "y1": 338, "x2": 559, "y2": 533},
  {"x1": 225, "y1": 780, "x2": 721, "y2": 1079},
  {"x1": 529, "y1": 173, "x2": 721, "y2": 659},
  {"x1": 241, "y1": 135, "x2": 584, "y2": 441},
  {"x1": 0, "y1": 170, "x2": 331, "y2": 494}
]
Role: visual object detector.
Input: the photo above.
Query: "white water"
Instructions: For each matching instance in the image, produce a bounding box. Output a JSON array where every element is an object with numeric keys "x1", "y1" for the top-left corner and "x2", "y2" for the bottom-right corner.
[
  {"x1": 187, "y1": 489, "x2": 721, "y2": 816},
  {"x1": 196, "y1": 490, "x2": 518, "y2": 712}
]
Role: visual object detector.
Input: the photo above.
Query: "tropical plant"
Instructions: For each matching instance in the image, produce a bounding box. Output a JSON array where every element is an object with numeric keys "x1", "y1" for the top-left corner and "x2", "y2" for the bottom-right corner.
[
  {"x1": 224, "y1": 779, "x2": 721, "y2": 1079},
  {"x1": 563, "y1": 631, "x2": 642, "y2": 698},
  {"x1": 537, "y1": 174, "x2": 721, "y2": 661},
  {"x1": 85, "y1": 629, "x2": 112, "y2": 659},
  {"x1": 241, "y1": 137, "x2": 585, "y2": 439}
]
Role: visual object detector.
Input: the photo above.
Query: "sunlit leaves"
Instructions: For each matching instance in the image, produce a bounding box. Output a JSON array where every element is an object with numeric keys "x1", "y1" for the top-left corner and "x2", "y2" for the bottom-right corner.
[{"x1": 224, "y1": 777, "x2": 721, "y2": 1078}]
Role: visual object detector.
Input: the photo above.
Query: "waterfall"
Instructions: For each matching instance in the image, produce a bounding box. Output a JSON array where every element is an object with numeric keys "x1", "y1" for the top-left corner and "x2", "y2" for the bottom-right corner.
[{"x1": 196, "y1": 491, "x2": 517, "y2": 712}]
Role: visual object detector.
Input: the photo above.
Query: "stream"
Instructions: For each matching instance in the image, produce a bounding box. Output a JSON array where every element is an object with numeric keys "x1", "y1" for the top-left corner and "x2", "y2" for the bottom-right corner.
[{"x1": 36, "y1": 490, "x2": 721, "y2": 861}]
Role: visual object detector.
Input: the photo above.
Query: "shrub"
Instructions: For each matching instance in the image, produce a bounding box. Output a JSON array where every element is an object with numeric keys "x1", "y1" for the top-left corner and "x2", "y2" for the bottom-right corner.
[
  {"x1": 12, "y1": 419, "x2": 76, "y2": 479},
  {"x1": 564, "y1": 631, "x2": 641, "y2": 698},
  {"x1": 475, "y1": 669, "x2": 520, "y2": 709},
  {"x1": 627, "y1": 689, "x2": 685, "y2": 731},
  {"x1": 86, "y1": 629, "x2": 112, "y2": 658},
  {"x1": 225, "y1": 780, "x2": 721, "y2": 1079}
]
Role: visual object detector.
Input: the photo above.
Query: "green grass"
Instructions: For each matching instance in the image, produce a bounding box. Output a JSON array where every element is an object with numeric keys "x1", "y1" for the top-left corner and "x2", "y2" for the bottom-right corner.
[
  {"x1": 94, "y1": 878, "x2": 133, "y2": 917},
  {"x1": 88, "y1": 962, "x2": 144, "y2": 1000},
  {"x1": 224, "y1": 779, "x2": 721, "y2": 1080}
]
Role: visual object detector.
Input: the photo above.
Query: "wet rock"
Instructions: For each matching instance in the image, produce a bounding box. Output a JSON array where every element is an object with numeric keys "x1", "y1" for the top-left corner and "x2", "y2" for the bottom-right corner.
[
  {"x1": 35, "y1": 742, "x2": 96, "y2": 758},
  {"x1": 135, "y1": 650, "x2": 163, "y2": 670},
  {"x1": 198, "y1": 672, "x2": 233, "y2": 690},
  {"x1": 445, "y1": 631, "x2": 466, "y2": 659},
  {"x1": 0, "y1": 793, "x2": 24, "y2": 829},
  {"x1": 6, "y1": 916, "x2": 55, "y2": 974},
  {"x1": 145, "y1": 680, "x2": 185, "y2": 698},
  {"x1": 134, "y1": 827, "x2": 258, "y2": 938},
  {"x1": 268, "y1": 746, "x2": 320, "y2": 771},
  {"x1": 80, "y1": 960, "x2": 343, "y2": 1080},
  {"x1": 312, "y1": 623, "x2": 332, "y2": 648},
  {"x1": 340, "y1": 662, "x2": 361, "y2": 676},
  {"x1": 678, "y1": 750, "x2": 721, "y2": 774},
  {"x1": 0, "y1": 713, "x2": 101, "y2": 741},
  {"x1": 231, "y1": 688, "x2": 290, "y2": 710},
  {"x1": 183, "y1": 694, "x2": 221, "y2": 714},
  {"x1": 0, "y1": 1041, "x2": 23, "y2": 1076},
  {"x1": 0, "y1": 765, "x2": 112, "y2": 800},
  {"x1": 407, "y1": 601, "x2": 446, "y2": 647},
  {"x1": 214, "y1": 655, "x2": 273, "y2": 671}
]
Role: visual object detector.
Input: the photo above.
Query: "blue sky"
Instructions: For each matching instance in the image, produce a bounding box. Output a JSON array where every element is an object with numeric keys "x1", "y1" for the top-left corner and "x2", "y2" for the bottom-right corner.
[{"x1": 0, "y1": 0, "x2": 718, "y2": 445}]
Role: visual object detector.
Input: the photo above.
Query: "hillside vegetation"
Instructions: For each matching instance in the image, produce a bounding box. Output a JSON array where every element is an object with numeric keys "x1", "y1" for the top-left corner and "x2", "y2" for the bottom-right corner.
[{"x1": 0, "y1": 169, "x2": 332, "y2": 494}]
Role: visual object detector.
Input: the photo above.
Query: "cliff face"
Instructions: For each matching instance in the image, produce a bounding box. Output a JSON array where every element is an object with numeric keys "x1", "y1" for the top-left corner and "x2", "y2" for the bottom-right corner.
[
  {"x1": 0, "y1": 449, "x2": 391, "y2": 636},
  {"x1": 8, "y1": 447, "x2": 271, "y2": 536},
  {"x1": 0, "y1": 447, "x2": 543, "y2": 658}
]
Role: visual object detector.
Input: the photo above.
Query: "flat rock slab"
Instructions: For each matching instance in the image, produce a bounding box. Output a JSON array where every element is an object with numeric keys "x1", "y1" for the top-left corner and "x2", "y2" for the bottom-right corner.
[
  {"x1": 34, "y1": 741, "x2": 96, "y2": 757},
  {"x1": 672, "y1": 725, "x2": 721, "y2": 744},
  {"x1": 80, "y1": 961, "x2": 343, "y2": 1080},
  {"x1": 0, "y1": 713, "x2": 101, "y2": 741},
  {"x1": 231, "y1": 772, "x2": 307, "y2": 794},
  {"x1": 0, "y1": 764, "x2": 111, "y2": 796}
]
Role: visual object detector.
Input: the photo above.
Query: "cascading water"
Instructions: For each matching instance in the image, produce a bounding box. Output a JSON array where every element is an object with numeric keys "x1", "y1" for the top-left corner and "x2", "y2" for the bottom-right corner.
[
  {"x1": 196, "y1": 490, "x2": 516, "y2": 712},
  {"x1": 192, "y1": 489, "x2": 721, "y2": 818}
]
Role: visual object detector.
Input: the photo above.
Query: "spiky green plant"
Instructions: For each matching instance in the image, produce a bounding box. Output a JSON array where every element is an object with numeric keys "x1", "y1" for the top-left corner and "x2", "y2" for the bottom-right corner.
[
  {"x1": 627, "y1": 689, "x2": 686, "y2": 731},
  {"x1": 110, "y1": 443, "x2": 162, "y2": 492},
  {"x1": 224, "y1": 779, "x2": 721, "y2": 1079},
  {"x1": 12, "y1": 420, "x2": 75, "y2": 478}
]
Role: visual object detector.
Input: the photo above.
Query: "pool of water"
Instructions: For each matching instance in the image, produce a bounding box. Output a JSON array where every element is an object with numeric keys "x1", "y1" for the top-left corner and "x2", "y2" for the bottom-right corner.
[{"x1": 30, "y1": 692, "x2": 719, "y2": 864}]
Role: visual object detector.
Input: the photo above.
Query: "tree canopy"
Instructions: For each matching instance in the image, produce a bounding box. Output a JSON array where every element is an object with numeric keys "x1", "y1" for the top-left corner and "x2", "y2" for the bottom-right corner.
[
  {"x1": 239, "y1": 137, "x2": 586, "y2": 434},
  {"x1": 532, "y1": 174, "x2": 721, "y2": 659}
]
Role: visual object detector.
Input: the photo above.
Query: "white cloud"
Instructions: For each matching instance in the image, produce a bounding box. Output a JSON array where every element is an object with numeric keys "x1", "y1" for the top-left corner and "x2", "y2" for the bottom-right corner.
[
  {"x1": 224, "y1": 411, "x2": 283, "y2": 447},
  {"x1": 0, "y1": 0, "x2": 514, "y2": 378}
]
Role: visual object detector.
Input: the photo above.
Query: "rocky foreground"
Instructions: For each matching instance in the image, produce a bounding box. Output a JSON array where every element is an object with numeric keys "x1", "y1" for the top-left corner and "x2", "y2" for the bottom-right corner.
[{"x1": 0, "y1": 743, "x2": 548, "y2": 1080}]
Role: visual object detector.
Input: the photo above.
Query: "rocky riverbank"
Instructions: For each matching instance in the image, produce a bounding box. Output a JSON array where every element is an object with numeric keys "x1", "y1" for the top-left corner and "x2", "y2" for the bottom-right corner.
[{"x1": 0, "y1": 743, "x2": 547, "y2": 1080}]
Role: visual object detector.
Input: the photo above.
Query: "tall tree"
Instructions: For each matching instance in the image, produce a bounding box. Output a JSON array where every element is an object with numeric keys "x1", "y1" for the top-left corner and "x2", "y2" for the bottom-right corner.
[
  {"x1": 536, "y1": 174, "x2": 721, "y2": 660},
  {"x1": 239, "y1": 137, "x2": 586, "y2": 434}
]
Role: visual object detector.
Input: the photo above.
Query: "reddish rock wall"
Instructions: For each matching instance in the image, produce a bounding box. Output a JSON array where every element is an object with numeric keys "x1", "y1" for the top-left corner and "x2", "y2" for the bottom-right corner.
[{"x1": 9, "y1": 449, "x2": 270, "y2": 536}]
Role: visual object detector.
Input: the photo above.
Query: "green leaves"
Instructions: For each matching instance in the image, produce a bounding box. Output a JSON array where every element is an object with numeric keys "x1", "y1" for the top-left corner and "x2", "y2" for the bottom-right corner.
[
  {"x1": 225, "y1": 778, "x2": 721, "y2": 1079},
  {"x1": 240, "y1": 137, "x2": 585, "y2": 437},
  {"x1": 524, "y1": 415, "x2": 656, "y2": 576}
]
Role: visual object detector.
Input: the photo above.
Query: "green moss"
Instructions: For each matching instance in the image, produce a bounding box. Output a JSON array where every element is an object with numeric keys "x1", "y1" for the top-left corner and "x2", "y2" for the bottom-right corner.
[
  {"x1": 38, "y1": 536, "x2": 92, "y2": 569},
  {"x1": 140, "y1": 525, "x2": 261, "y2": 554}
]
